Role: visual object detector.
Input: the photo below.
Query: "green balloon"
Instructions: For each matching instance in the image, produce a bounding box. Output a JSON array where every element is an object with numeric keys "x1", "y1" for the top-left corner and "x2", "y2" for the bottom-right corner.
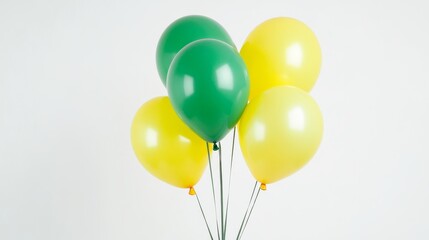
[
  {"x1": 156, "y1": 15, "x2": 235, "y2": 86},
  {"x1": 167, "y1": 39, "x2": 249, "y2": 143}
]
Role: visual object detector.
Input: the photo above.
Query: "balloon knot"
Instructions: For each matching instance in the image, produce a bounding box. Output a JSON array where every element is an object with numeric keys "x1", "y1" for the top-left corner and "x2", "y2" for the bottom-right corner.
[
  {"x1": 260, "y1": 183, "x2": 267, "y2": 191},
  {"x1": 213, "y1": 142, "x2": 219, "y2": 151},
  {"x1": 188, "y1": 187, "x2": 196, "y2": 196}
]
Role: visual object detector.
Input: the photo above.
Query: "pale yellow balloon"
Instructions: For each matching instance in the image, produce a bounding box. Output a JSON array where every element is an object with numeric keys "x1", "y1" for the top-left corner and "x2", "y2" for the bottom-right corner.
[
  {"x1": 240, "y1": 17, "x2": 322, "y2": 100},
  {"x1": 131, "y1": 97, "x2": 209, "y2": 188},
  {"x1": 238, "y1": 86, "x2": 323, "y2": 184}
]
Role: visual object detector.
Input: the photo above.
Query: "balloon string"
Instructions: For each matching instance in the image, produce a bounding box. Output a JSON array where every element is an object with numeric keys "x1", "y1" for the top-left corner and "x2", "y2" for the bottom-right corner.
[
  {"x1": 218, "y1": 142, "x2": 225, "y2": 240},
  {"x1": 207, "y1": 142, "x2": 221, "y2": 240},
  {"x1": 195, "y1": 191, "x2": 214, "y2": 240},
  {"x1": 238, "y1": 184, "x2": 262, "y2": 240},
  {"x1": 223, "y1": 127, "x2": 236, "y2": 239},
  {"x1": 235, "y1": 181, "x2": 258, "y2": 240}
]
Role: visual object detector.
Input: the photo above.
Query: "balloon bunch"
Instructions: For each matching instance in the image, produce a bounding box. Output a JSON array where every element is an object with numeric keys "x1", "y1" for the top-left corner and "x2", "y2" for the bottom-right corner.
[{"x1": 131, "y1": 15, "x2": 323, "y2": 239}]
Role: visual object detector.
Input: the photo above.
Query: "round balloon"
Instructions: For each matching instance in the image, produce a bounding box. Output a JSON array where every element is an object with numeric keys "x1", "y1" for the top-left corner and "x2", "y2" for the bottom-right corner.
[
  {"x1": 131, "y1": 97, "x2": 209, "y2": 188},
  {"x1": 238, "y1": 86, "x2": 323, "y2": 184},
  {"x1": 156, "y1": 15, "x2": 235, "y2": 86},
  {"x1": 167, "y1": 39, "x2": 249, "y2": 143},
  {"x1": 240, "y1": 17, "x2": 322, "y2": 100}
]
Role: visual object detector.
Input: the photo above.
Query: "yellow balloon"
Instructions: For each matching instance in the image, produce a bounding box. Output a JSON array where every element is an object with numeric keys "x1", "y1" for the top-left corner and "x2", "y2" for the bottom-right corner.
[
  {"x1": 240, "y1": 17, "x2": 322, "y2": 100},
  {"x1": 238, "y1": 86, "x2": 323, "y2": 184},
  {"x1": 131, "y1": 97, "x2": 209, "y2": 188}
]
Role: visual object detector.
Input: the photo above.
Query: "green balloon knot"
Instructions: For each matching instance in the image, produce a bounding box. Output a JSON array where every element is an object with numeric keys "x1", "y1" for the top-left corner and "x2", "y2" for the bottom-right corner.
[{"x1": 213, "y1": 142, "x2": 219, "y2": 151}]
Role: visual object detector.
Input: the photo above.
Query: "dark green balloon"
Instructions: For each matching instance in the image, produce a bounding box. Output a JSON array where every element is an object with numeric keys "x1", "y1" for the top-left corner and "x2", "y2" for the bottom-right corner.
[
  {"x1": 156, "y1": 15, "x2": 235, "y2": 86},
  {"x1": 167, "y1": 39, "x2": 249, "y2": 143}
]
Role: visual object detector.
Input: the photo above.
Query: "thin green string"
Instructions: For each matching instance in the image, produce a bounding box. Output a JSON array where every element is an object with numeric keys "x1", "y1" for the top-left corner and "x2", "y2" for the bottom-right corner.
[
  {"x1": 219, "y1": 142, "x2": 225, "y2": 240},
  {"x1": 207, "y1": 142, "x2": 221, "y2": 240},
  {"x1": 223, "y1": 127, "x2": 236, "y2": 239},
  {"x1": 236, "y1": 181, "x2": 258, "y2": 240},
  {"x1": 238, "y1": 184, "x2": 262, "y2": 240},
  {"x1": 195, "y1": 192, "x2": 214, "y2": 240}
]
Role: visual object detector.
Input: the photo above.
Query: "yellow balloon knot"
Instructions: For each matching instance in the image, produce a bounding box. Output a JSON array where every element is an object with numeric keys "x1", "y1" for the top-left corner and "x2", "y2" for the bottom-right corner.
[
  {"x1": 188, "y1": 187, "x2": 196, "y2": 196},
  {"x1": 260, "y1": 183, "x2": 267, "y2": 191}
]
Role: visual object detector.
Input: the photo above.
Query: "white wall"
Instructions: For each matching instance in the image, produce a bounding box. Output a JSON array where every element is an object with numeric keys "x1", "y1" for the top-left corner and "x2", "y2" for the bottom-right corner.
[{"x1": 1, "y1": 0, "x2": 429, "y2": 239}]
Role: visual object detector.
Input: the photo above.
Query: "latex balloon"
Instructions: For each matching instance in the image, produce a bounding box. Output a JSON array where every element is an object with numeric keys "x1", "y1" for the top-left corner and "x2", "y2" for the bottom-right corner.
[
  {"x1": 130, "y1": 97, "x2": 209, "y2": 188},
  {"x1": 156, "y1": 15, "x2": 235, "y2": 86},
  {"x1": 240, "y1": 17, "x2": 322, "y2": 100},
  {"x1": 238, "y1": 86, "x2": 323, "y2": 184},
  {"x1": 167, "y1": 39, "x2": 249, "y2": 143}
]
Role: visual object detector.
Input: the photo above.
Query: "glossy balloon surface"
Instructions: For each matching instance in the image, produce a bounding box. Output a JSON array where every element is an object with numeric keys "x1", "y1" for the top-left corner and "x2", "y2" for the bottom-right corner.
[
  {"x1": 156, "y1": 15, "x2": 235, "y2": 86},
  {"x1": 131, "y1": 97, "x2": 208, "y2": 188},
  {"x1": 240, "y1": 17, "x2": 321, "y2": 99},
  {"x1": 238, "y1": 86, "x2": 323, "y2": 184},
  {"x1": 167, "y1": 39, "x2": 249, "y2": 143}
]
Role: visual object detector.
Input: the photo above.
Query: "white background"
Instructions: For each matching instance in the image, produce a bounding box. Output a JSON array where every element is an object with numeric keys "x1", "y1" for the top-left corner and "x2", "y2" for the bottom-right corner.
[{"x1": 1, "y1": 0, "x2": 429, "y2": 239}]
